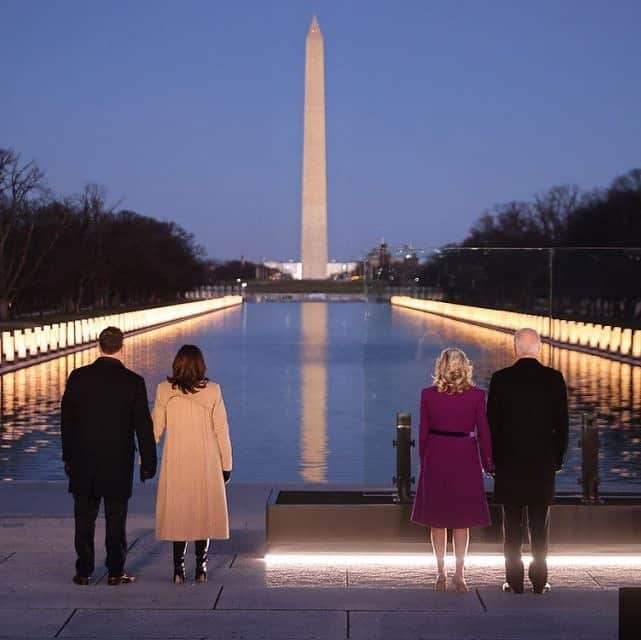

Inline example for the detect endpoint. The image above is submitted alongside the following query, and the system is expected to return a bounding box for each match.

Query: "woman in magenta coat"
[411,347,494,592]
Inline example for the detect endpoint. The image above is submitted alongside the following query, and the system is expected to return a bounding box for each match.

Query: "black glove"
[140,467,156,483]
[64,462,72,478]
[223,470,231,484]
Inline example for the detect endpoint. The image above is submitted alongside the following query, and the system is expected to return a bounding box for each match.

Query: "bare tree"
[532,185,582,244]
[0,148,65,320]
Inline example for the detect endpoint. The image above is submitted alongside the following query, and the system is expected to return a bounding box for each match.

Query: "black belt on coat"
[429,428,476,438]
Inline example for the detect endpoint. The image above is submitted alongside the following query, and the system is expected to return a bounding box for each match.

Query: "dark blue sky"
[2,1,640,261]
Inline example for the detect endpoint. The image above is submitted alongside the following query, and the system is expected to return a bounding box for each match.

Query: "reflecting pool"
[1,302,640,490]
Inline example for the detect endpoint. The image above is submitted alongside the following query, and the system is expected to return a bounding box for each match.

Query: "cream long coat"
[152,380,232,541]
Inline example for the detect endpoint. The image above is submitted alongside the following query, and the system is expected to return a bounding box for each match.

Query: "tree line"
[415,168,641,325]
[0,148,207,321]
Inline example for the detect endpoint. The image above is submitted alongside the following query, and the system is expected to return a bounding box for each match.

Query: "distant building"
[263,260,359,281]
[364,242,419,281]
[263,261,302,280]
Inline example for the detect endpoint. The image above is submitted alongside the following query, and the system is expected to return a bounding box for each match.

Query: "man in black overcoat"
[487,328,569,594]
[61,326,157,585]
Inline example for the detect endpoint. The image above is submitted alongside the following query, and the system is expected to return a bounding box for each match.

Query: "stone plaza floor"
[0,482,635,639]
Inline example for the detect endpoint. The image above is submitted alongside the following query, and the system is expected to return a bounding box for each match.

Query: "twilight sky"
[2,0,640,261]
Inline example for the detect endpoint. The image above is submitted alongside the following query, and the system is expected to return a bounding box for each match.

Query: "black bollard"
[392,412,414,503]
[578,412,601,504]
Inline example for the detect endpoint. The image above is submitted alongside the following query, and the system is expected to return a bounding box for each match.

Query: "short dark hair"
[99,326,124,354]
[168,344,208,394]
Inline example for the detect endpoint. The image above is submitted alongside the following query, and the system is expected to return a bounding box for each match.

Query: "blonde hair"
[432,347,474,394]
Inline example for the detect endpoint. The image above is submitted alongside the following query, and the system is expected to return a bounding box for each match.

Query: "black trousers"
[502,504,550,589]
[73,494,128,578]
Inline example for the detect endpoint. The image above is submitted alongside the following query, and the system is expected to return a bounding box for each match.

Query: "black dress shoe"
[107,574,136,586]
[533,582,551,594]
[502,582,524,594]
[72,575,90,586]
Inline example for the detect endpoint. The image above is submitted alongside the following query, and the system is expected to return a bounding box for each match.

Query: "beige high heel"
[435,574,447,591]
[452,575,469,593]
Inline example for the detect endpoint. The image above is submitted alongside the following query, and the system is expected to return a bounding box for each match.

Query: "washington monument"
[301,16,328,279]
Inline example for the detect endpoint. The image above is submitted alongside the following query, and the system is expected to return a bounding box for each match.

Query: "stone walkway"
[0,482,635,639]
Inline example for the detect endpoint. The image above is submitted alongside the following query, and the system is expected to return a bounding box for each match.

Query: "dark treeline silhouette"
[1,148,206,321]
[462,170,641,248]
[206,260,279,283]
[415,169,641,326]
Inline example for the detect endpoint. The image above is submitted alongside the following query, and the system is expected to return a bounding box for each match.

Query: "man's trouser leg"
[503,504,525,589]
[104,497,128,577]
[74,494,100,577]
[527,505,550,589]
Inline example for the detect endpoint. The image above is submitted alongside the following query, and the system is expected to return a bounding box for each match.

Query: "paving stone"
[231,555,275,570]
[0,580,222,610]
[0,608,73,638]
[590,567,641,587]
[125,550,232,574]
[478,586,616,611]
[60,609,346,639]
[346,565,507,589]
[0,519,148,553]
[349,609,616,640]
[1,551,80,569]
[130,529,264,554]
[345,565,602,590]
[228,566,346,587]
[0,550,112,586]
[217,586,481,612]
[197,565,346,588]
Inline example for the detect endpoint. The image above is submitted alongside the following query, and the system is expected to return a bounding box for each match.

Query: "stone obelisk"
[301,15,328,280]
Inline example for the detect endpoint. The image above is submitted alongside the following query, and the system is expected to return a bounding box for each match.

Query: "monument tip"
[309,15,321,33]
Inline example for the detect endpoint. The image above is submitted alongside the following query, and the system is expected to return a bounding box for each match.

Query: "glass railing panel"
[364,246,640,495]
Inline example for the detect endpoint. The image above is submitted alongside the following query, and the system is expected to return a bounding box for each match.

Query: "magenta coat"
[411,386,494,529]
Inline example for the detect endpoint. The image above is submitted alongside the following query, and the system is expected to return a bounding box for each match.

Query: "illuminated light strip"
[264,553,641,568]
[0,295,243,369]
[390,295,641,361]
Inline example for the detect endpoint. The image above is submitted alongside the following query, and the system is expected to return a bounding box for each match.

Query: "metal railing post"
[579,412,601,504]
[393,412,414,503]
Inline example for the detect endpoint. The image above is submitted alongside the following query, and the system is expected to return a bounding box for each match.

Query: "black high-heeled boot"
[195,539,209,583]
[173,541,187,584]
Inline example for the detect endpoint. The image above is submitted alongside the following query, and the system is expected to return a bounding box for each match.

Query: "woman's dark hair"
[167,345,208,394]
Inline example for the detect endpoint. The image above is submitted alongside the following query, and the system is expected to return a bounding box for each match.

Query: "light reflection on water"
[1,302,639,490]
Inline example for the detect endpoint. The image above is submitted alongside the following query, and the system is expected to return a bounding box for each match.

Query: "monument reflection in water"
[300,303,328,482]
[0,302,640,489]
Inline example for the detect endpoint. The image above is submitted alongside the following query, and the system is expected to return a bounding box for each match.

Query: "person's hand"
[140,467,156,483]
[64,462,72,478]
[223,470,231,484]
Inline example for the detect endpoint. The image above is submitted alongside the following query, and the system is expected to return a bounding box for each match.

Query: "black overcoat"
[61,357,157,498]
[487,357,569,505]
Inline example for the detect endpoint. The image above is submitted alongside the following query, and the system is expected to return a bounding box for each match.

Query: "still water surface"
[1,302,640,490]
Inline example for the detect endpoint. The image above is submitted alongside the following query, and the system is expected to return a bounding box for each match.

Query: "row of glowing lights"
[264,553,641,568]
[391,296,641,358]
[1,296,242,362]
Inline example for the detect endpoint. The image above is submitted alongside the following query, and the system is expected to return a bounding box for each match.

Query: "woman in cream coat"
[152,344,233,583]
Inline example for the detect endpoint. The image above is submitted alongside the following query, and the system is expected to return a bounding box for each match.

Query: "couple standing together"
[61,327,232,585]
[411,328,569,594]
